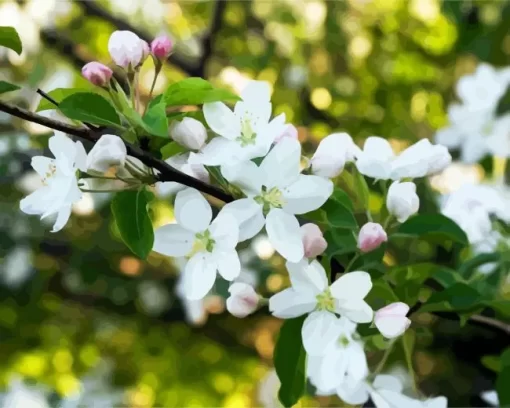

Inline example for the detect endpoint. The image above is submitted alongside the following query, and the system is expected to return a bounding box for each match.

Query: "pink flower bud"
[226,283,259,318]
[151,35,173,60]
[275,124,298,144]
[357,222,387,253]
[374,302,411,339]
[81,62,113,87]
[301,223,327,258]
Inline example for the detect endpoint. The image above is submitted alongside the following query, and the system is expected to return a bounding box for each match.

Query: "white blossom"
[310,132,361,178]
[387,181,419,223]
[108,30,147,69]
[86,134,127,174]
[169,118,207,150]
[226,282,259,318]
[480,390,498,407]
[374,302,411,339]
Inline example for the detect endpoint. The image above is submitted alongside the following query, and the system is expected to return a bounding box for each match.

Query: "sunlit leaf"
[0,26,22,55]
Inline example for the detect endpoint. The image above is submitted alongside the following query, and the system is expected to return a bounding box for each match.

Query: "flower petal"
[175,188,212,232]
[374,316,411,339]
[31,156,53,179]
[220,161,263,196]
[282,175,333,214]
[373,374,404,392]
[20,186,54,215]
[286,259,328,294]
[302,311,342,356]
[307,347,347,392]
[215,249,241,281]
[183,253,217,300]
[74,141,88,172]
[209,211,239,249]
[191,137,240,166]
[49,132,77,163]
[265,209,304,262]
[153,224,195,256]
[330,271,373,301]
[260,137,301,189]
[336,300,374,324]
[203,102,240,140]
[220,199,265,241]
[269,288,316,318]
[336,378,370,406]
[51,205,72,232]
[345,342,369,382]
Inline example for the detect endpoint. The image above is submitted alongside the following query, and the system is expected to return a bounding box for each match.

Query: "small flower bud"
[169,118,207,150]
[386,181,419,223]
[86,134,127,174]
[275,124,298,144]
[428,144,452,174]
[301,223,327,258]
[108,30,146,69]
[81,62,113,87]
[357,222,387,253]
[374,302,411,339]
[310,133,360,178]
[151,35,173,60]
[226,283,260,318]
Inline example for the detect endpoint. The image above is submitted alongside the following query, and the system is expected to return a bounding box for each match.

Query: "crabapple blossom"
[386,181,419,223]
[81,62,112,87]
[220,138,333,261]
[226,282,260,318]
[301,223,327,258]
[151,35,173,60]
[86,134,127,174]
[374,302,411,339]
[152,188,240,300]
[192,80,288,165]
[20,132,87,232]
[274,124,298,144]
[269,259,373,355]
[169,117,207,150]
[108,30,147,69]
[357,222,387,253]
[310,132,361,178]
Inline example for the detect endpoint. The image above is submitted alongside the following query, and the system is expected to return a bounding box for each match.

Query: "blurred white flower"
[2,247,33,288]
[258,369,282,408]
[0,378,49,408]
[137,281,171,316]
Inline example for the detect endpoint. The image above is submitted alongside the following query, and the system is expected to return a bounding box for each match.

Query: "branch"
[0,100,233,203]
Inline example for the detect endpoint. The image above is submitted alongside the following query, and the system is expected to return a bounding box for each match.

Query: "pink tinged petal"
[183,253,217,300]
[374,315,411,339]
[203,102,240,140]
[373,374,404,392]
[209,211,239,249]
[265,209,304,262]
[192,137,240,166]
[302,311,342,356]
[269,288,316,318]
[153,224,194,256]
[220,199,264,242]
[174,188,212,232]
[286,259,328,294]
[282,175,333,215]
[220,161,263,196]
[336,377,370,405]
[215,250,241,281]
[260,137,301,189]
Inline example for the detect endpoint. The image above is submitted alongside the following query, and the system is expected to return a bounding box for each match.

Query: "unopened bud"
[301,223,327,258]
[226,283,260,318]
[86,134,127,173]
[151,35,173,60]
[357,222,387,253]
[374,302,411,339]
[169,118,207,150]
[81,62,113,87]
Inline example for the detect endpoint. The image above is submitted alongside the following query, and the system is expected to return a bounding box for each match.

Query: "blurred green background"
[0,0,509,406]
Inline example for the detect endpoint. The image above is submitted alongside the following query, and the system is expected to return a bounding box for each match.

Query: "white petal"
[481,391,498,407]
[220,199,265,241]
[51,205,72,232]
[31,156,53,179]
[240,80,271,107]
[49,133,77,164]
[302,311,342,356]
[336,378,370,405]
[282,175,333,214]
[191,137,240,166]
[374,390,421,408]
[74,141,88,172]
[423,396,448,408]
[374,316,411,339]
[215,250,241,281]
[435,126,462,148]
[155,181,184,197]
[255,112,287,149]
[269,288,316,318]
[330,271,373,301]
[260,137,301,188]
[286,259,328,294]
[175,188,212,232]
[203,102,240,140]
[373,374,404,392]
[220,161,263,196]
[460,135,489,164]
[337,300,374,324]
[153,224,194,256]
[363,137,394,160]
[20,186,54,215]
[346,342,369,382]
[356,157,392,180]
[307,347,347,391]
[265,209,304,262]
[183,253,218,300]
[209,211,239,249]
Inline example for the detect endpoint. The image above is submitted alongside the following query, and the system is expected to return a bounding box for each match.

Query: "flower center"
[254,186,285,214]
[338,335,350,347]
[42,162,57,185]
[482,119,495,136]
[316,288,335,312]
[237,118,257,146]
[189,229,215,256]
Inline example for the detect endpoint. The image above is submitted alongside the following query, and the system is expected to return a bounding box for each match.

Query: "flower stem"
[143,64,161,116]
[373,340,395,376]
[402,335,418,392]
[344,253,360,273]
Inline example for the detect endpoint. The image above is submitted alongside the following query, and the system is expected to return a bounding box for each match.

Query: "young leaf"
[0,26,22,55]
[0,80,20,95]
[419,283,483,313]
[394,214,468,246]
[164,77,240,107]
[111,188,154,259]
[142,100,168,138]
[36,88,91,112]
[322,189,358,230]
[160,142,187,160]
[497,348,510,406]
[274,316,307,408]
[59,92,122,128]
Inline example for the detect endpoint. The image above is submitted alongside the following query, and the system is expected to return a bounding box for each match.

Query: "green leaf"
[167,110,205,123]
[36,88,104,112]
[497,348,510,406]
[160,142,188,160]
[111,188,154,259]
[458,252,500,280]
[0,81,20,95]
[420,283,483,313]
[0,26,22,55]
[402,330,416,382]
[481,355,501,373]
[59,92,121,128]
[142,100,168,138]
[164,77,241,107]
[394,214,468,246]
[274,316,307,407]
[322,188,357,229]
[365,279,399,311]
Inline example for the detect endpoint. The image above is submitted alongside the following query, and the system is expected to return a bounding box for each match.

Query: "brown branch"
[0,100,233,203]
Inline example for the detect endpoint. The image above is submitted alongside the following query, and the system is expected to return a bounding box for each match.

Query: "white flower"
[20,132,87,232]
[374,302,411,339]
[307,317,368,393]
[274,124,298,144]
[387,181,419,223]
[356,137,451,180]
[456,63,507,109]
[226,282,260,318]
[193,80,287,165]
[169,117,207,150]
[152,188,240,300]
[310,133,361,178]
[86,134,127,174]
[0,379,49,408]
[155,152,209,197]
[269,259,373,355]
[220,138,333,262]
[137,281,170,316]
[480,390,498,407]
[258,370,282,408]
[2,247,33,288]
[108,30,147,69]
